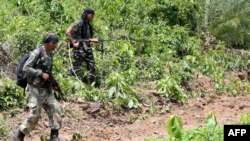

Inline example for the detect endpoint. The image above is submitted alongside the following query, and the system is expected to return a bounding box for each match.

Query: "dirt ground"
[3,93,250,141]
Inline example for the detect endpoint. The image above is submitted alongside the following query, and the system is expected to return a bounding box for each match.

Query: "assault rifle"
[41,65,66,101]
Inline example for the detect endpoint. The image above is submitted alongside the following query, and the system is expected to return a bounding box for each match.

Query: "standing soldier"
[13,33,62,141]
[66,8,100,86]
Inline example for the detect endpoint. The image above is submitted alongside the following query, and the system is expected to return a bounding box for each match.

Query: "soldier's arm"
[50,75,58,86]
[66,26,76,43]
[66,20,82,43]
[23,49,43,78]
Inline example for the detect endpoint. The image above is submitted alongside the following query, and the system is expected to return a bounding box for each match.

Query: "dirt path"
[5,94,250,141]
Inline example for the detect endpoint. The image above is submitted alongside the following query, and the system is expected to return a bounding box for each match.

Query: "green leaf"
[40,135,49,141]
[108,87,116,98]
[205,112,217,128]
[128,100,134,108]
[72,132,82,140]
[240,113,250,125]
[166,115,183,139]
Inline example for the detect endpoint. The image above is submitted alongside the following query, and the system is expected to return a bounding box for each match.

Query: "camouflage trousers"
[19,84,62,134]
[71,45,96,84]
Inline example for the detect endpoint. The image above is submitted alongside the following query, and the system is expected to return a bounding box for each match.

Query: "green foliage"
[146,112,225,141]
[224,77,250,96]
[166,115,183,140]
[0,76,25,109]
[0,114,9,140]
[80,88,106,102]
[194,41,250,95]
[136,56,165,81]
[240,113,250,125]
[55,72,106,102]
[0,0,73,54]
[201,0,250,48]
[156,59,196,103]
[182,125,223,141]
[205,112,217,128]
[156,76,186,103]
[149,0,200,31]
[105,72,140,109]
[158,26,201,58]
[40,134,49,141]
[72,132,83,141]
[3,16,43,54]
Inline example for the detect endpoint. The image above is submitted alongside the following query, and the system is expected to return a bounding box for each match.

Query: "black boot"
[50,129,60,141]
[13,130,25,141]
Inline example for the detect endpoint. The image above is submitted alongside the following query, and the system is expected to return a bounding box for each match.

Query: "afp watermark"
[224,125,250,141]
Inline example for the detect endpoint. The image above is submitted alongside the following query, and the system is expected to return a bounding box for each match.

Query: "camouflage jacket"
[70,19,92,41]
[23,46,54,87]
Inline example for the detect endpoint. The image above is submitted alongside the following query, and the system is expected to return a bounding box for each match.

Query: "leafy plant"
[200,0,250,48]
[146,112,225,141]
[0,114,9,140]
[205,112,218,128]
[105,72,140,109]
[72,132,82,141]
[0,76,24,109]
[40,135,49,141]
[156,76,186,103]
[240,113,250,125]
[149,0,200,31]
[136,56,165,81]
[166,115,183,140]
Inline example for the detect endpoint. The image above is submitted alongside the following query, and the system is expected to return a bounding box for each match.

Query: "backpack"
[16,47,43,88]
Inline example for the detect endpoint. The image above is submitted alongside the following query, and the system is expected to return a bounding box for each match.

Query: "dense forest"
[0,0,250,140]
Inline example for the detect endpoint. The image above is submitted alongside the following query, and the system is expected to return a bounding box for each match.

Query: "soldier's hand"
[89,38,100,43]
[53,86,60,91]
[72,40,80,48]
[42,73,49,81]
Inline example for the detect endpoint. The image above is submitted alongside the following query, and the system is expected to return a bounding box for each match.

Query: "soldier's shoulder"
[74,19,83,27]
[31,47,43,56]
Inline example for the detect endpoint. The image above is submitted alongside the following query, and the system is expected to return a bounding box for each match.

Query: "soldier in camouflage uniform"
[66,8,100,86]
[13,33,62,141]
